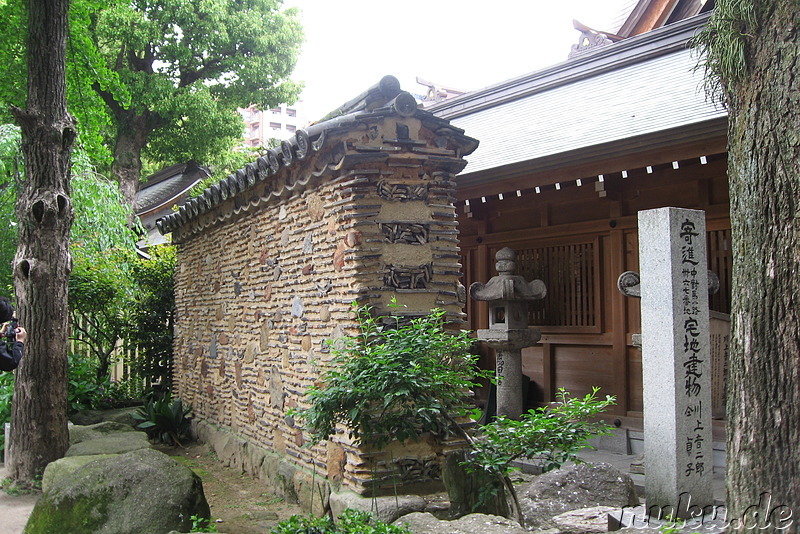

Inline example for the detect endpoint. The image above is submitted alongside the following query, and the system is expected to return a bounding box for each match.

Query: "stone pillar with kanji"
[637,207,714,519]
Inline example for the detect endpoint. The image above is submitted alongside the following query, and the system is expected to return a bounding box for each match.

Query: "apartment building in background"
[239,103,309,147]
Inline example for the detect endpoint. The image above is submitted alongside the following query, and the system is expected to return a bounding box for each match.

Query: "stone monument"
[633,207,714,519]
[470,247,546,419]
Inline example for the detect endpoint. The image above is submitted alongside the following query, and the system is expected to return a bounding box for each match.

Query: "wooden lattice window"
[512,240,600,329]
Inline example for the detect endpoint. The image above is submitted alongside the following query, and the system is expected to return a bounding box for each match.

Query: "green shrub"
[466,387,616,477]
[132,394,192,446]
[0,372,13,460]
[270,509,411,534]
[298,300,489,449]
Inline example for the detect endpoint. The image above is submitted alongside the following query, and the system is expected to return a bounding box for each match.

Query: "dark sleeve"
[11,341,23,366]
[0,341,23,371]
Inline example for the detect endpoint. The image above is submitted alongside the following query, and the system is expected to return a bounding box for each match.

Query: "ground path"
[0,441,304,534]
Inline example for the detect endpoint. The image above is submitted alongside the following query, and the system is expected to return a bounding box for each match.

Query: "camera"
[1,318,17,342]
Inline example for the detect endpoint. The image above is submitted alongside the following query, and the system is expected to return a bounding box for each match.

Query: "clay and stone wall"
[159,93,478,507]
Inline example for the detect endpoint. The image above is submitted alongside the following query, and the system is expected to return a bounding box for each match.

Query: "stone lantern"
[470,247,546,419]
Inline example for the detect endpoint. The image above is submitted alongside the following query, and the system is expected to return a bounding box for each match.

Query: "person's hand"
[15,327,27,343]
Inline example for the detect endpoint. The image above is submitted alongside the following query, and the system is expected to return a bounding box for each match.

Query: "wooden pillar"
[610,229,629,414]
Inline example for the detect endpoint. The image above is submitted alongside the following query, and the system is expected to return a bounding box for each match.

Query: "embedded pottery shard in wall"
[246,342,258,365]
[344,231,362,247]
[333,242,346,271]
[306,193,325,222]
[303,234,314,254]
[210,337,218,359]
[292,297,304,318]
[269,366,285,410]
[235,361,243,389]
[316,280,332,297]
[260,321,272,351]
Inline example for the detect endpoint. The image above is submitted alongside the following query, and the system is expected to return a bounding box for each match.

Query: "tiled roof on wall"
[156,83,476,237]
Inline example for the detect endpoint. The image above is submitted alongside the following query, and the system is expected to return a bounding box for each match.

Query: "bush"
[298,300,489,449]
[466,387,616,477]
[271,509,411,534]
[132,394,192,446]
[67,353,130,413]
[0,372,13,460]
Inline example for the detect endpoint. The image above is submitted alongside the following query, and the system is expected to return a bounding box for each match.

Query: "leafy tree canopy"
[0,0,304,203]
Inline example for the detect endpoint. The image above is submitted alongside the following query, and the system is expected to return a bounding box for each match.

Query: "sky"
[285,0,635,122]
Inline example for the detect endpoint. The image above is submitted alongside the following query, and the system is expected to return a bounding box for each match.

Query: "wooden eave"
[455,116,727,202]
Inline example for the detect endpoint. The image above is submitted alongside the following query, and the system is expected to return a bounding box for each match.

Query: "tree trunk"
[725,2,800,532]
[9,0,75,484]
[111,110,150,214]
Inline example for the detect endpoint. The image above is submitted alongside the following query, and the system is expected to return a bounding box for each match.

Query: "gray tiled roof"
[431,13,726,181]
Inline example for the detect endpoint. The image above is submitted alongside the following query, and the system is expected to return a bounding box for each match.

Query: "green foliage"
[692,0,757,103]
[133,394,192,446]
[67,353,129,413]
[466,387,616,478]
[298,301,488,449]
[0,372,13,460]
[95,0,304,177]
[127,245,177,389]
[69,243,136,379]
[270,509,412,534]
[0,0,127,164]
[71,161,139,253]
[0,124,21,296]
[189,514,218,533]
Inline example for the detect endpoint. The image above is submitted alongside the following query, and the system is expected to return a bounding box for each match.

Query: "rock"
[25,448,210,534]
[330,490,426,525]
[442,449,508,518]
[518,462,638,531]
[69,406,141,427]
[41,454,117,492]
[550,505,617,533]
[65,431,151,456]
[396,512,526,534]
[69,421,134,444]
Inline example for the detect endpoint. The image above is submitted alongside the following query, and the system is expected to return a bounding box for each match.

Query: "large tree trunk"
[111,111,150,213]
[9,0,75,484]
[725,2,800,531]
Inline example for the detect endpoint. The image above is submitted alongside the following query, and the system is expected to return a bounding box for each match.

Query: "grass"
[1,476,41,496]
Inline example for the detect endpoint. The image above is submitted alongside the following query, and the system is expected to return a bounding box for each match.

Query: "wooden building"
[430,7,729,429]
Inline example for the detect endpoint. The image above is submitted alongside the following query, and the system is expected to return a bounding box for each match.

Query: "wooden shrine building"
[430,6,729,435]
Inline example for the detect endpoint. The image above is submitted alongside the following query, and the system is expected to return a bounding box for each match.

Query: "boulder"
[41,454,117,492]
[65,431,151,456]
[518,462,638,531]
[70,421,133,444]
[550,505,618,533]
[330,490,426,525]
[395,512,527,534]
[69,407,141,427]
[25,448,210,534]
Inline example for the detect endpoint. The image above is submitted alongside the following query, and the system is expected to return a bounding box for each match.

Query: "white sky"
[285,0,635,121]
